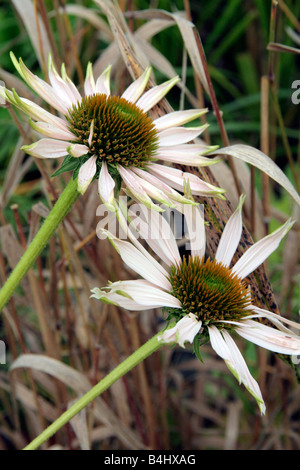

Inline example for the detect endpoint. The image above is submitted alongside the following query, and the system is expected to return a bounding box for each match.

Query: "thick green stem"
[0,177,80,312]
[24,332,163,450]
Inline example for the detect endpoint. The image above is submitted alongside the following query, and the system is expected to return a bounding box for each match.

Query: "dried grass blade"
[10,354,146,449]
[210,144,300,206]
[0,140,32,208]
[11,0,52,67]
[67,399,90,450]
[49,4,113,41]
[123,7,209,93]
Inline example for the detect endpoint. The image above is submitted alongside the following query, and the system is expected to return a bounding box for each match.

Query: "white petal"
[128,205,181,267]
[183,204,206,259]
[158,314,201,348]
[208,326,266,414]
[88,119,94,147]
[21,138,69,158]
[154,109,208,131]
[118,165,163,212]
[158,125,209,147]
[6,89,69,131]
[157,143,213,154]
[67,143,89,158]
[11,53,69,114]
[156,148,219,167]
[232,218,295,279]
[48,54,80,107]
[103,279,181,309]
[95,65,112,96]
[0,85,6,103]
[61,63,82,102]
[126,169,175,207]
[91,287,155,311]
[248,305,300,332]
[114,202,177,283]
[215,194,246,267]
[103,231,172,291]
[98,161,115,209]
[132,167,196,206]
[121,67,151,103]
[29,119,75,141]
[149,163,226,198]
[136,76,180,113]
[77,155,97,194]
[235,319,300,355]
[84,62,96,96]
[222,330,266,414]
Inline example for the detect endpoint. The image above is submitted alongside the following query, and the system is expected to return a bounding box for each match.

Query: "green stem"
[0,177,80,312]
[24,332,163,450]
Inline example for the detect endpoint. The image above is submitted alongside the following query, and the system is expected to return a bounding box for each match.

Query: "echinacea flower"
[91,197,300,413]
[0,53,225,211]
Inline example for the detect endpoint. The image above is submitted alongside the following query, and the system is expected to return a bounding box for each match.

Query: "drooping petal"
[208,326,266,414]
[158,314,202,348]
[114,201,178,280]
[232,218,295,279]
[153,109,208,131]
[136,76,180,113]
[149,163,226,198]
[118,165,164,212]
[21,138,69,158]
[103,230,172,291]
[215,194,246,267]
[95,65,112,96]
[128,205,181,268]
[246,305,300,332]
[121,67,151,103]
[125,169,175,208]
[235,319,300,355]
[157,124,209,147]
[77,155,97,194]
[132,167,197,206]
[183,203,206,259]
[98,161,116,210]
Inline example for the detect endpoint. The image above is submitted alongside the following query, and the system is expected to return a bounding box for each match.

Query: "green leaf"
[193,336,204,362]
[52,155,80,178]
[193,333,209,363]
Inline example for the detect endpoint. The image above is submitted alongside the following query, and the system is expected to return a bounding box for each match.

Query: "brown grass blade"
[10,354,146,449]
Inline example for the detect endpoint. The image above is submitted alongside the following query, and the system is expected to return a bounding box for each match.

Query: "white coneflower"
[91,197,300,413]
[0,53,225,211]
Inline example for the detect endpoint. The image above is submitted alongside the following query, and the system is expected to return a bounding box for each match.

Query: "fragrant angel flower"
[0,53,225,211]
[91,197,300,413]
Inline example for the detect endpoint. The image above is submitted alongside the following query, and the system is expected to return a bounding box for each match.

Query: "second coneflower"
[91,197,300,413]
[0,53,225,211]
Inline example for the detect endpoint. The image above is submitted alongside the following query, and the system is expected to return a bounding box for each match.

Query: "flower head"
[1,53,225,211]
[91,197,300,413]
